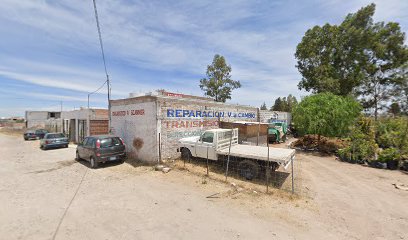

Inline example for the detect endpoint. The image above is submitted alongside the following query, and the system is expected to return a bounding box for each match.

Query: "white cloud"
[0,0,407,117]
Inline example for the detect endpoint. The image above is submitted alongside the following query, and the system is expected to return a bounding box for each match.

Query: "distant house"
[25,111,61,131]
[25,109,109,143]
[62,108,109,143]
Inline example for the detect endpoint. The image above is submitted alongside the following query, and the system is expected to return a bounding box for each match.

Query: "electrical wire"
[89,80,107,95]
[92,0,109,79]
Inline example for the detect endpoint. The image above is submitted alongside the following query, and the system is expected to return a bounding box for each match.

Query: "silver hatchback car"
[40,133,69,150]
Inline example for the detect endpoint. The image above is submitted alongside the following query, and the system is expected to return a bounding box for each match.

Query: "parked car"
[23,130,37,140]
[35,129,48,139]
[76,135,126,169]
[40,133,69,150]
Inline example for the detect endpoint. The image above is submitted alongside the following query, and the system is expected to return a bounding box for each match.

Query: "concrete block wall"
[111,98,158,162]
[158,97,258,161]
[111,95,261,163]
[259,110,292,124]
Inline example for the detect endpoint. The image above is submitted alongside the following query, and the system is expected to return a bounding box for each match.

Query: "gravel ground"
[0,132,407,240]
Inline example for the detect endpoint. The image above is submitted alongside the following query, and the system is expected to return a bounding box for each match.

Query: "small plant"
[378,148,400,162]
[338,117,378,163]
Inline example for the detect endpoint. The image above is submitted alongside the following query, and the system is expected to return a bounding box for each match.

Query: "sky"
[0,0,407,117]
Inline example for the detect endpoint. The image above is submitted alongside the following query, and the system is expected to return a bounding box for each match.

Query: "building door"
[78,120,87,143]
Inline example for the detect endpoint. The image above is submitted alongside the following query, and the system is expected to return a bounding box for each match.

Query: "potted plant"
[378,148,400,170]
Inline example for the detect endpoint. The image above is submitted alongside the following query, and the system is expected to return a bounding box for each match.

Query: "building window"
[48,112,61,119]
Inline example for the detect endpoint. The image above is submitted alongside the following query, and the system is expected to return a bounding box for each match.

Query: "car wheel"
[42,145,47,150]
[90,157,98,169]
[65,144,69,148]
[75,151,81,161]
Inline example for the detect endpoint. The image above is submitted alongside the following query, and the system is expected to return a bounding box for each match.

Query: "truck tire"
[238,160,260,180]
[181,148,192,161]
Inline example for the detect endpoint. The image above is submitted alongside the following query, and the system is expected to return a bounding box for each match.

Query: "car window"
[82,138,89,146]
[47,133,65,139]
[87,138,95,148]
[100,137,122,148]
[201,132,214,143]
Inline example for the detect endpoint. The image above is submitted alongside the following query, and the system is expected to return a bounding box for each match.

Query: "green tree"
[271,95,298,112]
[272,97,284,111]
[199,54,241,102]
[389,102,401,117]
[286,94,298,112]
[295,4,408,120]
[260,102,267,110]
[391,63,408,114]
[292,93,362,139]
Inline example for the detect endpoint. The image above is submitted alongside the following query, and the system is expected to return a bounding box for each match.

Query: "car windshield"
[47,133,65,139]
[26,131,35,134]
[100,137,122,148]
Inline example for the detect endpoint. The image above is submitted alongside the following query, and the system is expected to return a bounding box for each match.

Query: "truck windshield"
[201,132,214,143]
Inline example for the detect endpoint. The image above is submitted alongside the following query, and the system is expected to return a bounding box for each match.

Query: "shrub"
[378,148,401,162]
[337,117,378,163]
[376,117,408,154]
[292,93,362,138]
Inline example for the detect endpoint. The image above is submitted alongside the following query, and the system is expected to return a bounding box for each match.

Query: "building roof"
[111,91,255,110]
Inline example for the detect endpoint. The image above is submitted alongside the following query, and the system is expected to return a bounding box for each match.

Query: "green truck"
[267,121,288,144]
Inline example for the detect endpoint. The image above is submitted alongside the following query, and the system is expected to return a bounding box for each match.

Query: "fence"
[174,134,303,195]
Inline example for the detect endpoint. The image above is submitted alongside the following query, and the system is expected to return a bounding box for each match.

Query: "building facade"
[259,110,292,124]
[62,108,109,143]
[110,91,258,163]
[25,111,62,131]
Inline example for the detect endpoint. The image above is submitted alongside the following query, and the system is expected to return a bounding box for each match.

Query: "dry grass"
[0,127,25,137]
[170,159,301,201]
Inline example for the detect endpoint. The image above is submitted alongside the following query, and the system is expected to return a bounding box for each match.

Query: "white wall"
[25,111,61,130]
[259,110,291,124]
[158,97,258,160]
[111,100,158,162]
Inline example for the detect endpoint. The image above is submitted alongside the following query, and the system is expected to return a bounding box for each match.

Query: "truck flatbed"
[217,145,295,168]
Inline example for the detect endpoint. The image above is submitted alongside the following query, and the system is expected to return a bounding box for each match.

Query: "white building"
[259,110,292,124]
[25,111,62,131]
[110,91,258,163]
[61,108,108,143]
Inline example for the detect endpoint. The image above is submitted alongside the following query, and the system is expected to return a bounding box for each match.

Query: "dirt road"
[0,132,407,240]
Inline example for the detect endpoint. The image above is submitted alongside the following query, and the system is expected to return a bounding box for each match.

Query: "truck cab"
[178,129,238,161]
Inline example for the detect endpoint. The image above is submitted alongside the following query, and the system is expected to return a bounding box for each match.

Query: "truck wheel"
[238,160,260,180]
[181,148,192,161]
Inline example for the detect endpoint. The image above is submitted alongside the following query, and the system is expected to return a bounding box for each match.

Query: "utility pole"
[107,74,111,133]
[60,101,63,133]
[93,0,111,133]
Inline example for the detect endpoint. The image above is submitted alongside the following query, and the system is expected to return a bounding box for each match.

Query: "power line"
[92,0,112,132]
[88,80,107,109]
[89,80,107,95]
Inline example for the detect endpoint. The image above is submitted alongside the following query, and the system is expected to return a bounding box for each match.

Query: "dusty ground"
[0,131,407,240]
